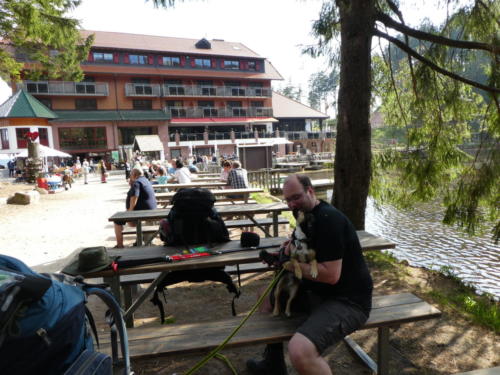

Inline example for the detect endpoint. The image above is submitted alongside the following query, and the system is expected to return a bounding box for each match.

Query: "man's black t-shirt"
[301,201,373,314]
[125,176,157,210]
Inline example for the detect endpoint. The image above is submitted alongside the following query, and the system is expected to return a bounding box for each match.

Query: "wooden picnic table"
[152,181,227,191]
[155,187,263,207]
[190,177,222,182]
[108,202,290,245]
[71,231,395,326]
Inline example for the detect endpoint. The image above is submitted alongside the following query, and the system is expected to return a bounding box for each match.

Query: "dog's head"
[291,212,314,252]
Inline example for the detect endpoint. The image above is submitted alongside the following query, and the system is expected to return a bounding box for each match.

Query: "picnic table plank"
[98,293,439,359]
[152,181,226,190]
[156,188,263,200]
[108,202,290,222]
[77,231,394,278]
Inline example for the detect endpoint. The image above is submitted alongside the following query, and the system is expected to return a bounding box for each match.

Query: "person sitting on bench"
[113,168,157,248]
[246,174,373,375]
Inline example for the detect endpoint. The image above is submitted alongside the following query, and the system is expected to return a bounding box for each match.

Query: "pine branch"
[375,11,499,54]
[374,29,500,94]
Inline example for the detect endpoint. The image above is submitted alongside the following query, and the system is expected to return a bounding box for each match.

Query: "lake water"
[321,190,500,299]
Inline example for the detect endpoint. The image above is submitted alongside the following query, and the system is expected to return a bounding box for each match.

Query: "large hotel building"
[1,31,331,161]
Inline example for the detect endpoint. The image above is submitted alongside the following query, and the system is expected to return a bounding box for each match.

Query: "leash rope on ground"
[184,268,286,375]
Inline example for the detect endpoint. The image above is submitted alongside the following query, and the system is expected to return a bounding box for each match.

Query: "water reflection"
[321,191,500,299]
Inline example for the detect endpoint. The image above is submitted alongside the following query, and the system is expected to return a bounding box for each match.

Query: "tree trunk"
[332,0,374,229]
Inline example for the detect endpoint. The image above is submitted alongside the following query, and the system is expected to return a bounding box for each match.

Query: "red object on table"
[169,253,211,261]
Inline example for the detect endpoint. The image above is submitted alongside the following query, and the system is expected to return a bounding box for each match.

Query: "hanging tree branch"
[374,29,500,95]
[375,11,499,54]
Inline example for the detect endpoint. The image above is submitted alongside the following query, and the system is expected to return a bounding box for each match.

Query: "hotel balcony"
[125,83,162,97]
[20,81,109,96]
[162,84,272,98]
[167,106,273,118]
[169,131,281,142]
[168,130,335,142]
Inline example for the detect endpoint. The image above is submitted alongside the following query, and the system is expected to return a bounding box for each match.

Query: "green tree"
[309,0,499,241]
[0,0,93,82]
[308,69,339,115]
[277,79,303,101]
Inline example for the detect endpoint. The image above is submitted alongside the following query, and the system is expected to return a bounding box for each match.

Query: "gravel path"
[0,172,130,271]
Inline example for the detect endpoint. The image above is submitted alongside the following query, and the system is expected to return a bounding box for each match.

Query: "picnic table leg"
[136,221,143,246]
[123,271,170,325]
[123,285,134,328]
[378,326,390,375]
[273,212,279,237]
[243,213,272,237]
[343,335,377,373]
[104,275,122,307]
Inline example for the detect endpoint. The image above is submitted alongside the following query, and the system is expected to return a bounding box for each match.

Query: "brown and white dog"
[273,211,318,317]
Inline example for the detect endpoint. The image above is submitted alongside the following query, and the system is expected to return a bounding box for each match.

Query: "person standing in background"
[82,158,90,184]
[100,160,107,183]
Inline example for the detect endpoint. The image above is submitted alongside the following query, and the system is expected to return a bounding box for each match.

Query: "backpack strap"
[0,272,51,344]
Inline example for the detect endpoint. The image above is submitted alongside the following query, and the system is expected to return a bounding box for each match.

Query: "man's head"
[176,160,184,169]
[130,167,143,181]
[232,161,241,169]
[282,174,317,213]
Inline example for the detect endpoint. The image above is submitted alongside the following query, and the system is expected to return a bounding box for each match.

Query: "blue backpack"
[0,255,131,375]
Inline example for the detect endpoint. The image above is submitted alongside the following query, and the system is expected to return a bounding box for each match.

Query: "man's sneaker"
[246,343,288,375]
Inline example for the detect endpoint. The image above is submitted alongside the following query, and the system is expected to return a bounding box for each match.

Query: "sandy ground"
[0,172,129,268]
[0,176,498,374]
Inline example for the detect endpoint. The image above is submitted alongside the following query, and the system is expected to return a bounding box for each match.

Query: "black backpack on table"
[154,188,239,323]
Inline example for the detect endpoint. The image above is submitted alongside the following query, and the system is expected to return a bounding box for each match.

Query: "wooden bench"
[122,217,289,237]
[100,293,441,375]
[455,368,500,375]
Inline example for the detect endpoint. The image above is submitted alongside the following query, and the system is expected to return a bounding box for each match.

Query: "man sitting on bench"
[246,174,373,375]
[113,168,157,248]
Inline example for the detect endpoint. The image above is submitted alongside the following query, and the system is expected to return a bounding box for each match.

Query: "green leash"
[184,268,285,375]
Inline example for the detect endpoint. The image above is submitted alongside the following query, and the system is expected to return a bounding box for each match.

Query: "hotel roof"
[271,92,329,119]
[81,30,263,59]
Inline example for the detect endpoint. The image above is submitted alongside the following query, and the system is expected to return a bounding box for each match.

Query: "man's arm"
[128,196,138,211]
[284,259,342,285]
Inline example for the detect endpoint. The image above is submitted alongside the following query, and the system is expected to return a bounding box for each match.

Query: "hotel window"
[198,100,217,117]
[133,100,152,110]
[0,129,9,149]
[225,81,244,96]
[131,78,152,95]
[38,98,52,109]
[76,77,96,94]
[26,82,48,94]
[194,58,211,68]
[247,61,257,71]
[224,60,239,70]
[249,82,264,96]
[166,100,186,118]
[162,56,181,66]
[16,128,30,149]
[59,127,107,149]
[75,98,97,110]
[227,101,246,116]
[93,52,113,62]
[38,128,49,146]
[165,79,185,95]
[198,80,215,96]
[129,55,148,65]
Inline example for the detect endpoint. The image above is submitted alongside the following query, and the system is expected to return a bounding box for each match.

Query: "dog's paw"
[310,267,318,279]
[272,307,280,317]
[285,310,292,318]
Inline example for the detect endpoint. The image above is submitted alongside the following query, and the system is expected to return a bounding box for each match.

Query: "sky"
[0,0,446,110]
